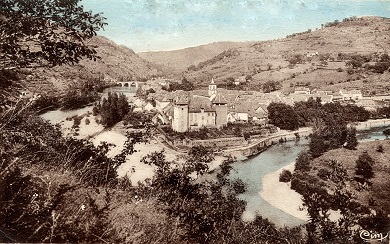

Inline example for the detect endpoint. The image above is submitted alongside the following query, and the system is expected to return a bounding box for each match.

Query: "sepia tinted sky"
[82,0,390,52]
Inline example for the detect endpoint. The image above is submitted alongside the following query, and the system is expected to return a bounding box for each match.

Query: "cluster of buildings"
[287,87,363,105]
[288,87,387,112]
[129,79,387,132]
[141,79,276,132]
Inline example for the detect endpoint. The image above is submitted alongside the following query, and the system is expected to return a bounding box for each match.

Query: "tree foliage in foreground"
[141,149,302,243]
[0,100,147,242]
[0,100,305,243]
[292,160,371,243]
[0,0,107,69]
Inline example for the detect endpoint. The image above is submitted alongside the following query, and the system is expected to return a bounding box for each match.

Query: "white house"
[133,98,146,108]
[227,112,237,123]
[235,112,249,121]
[155,99,171,111]
[294,87,310,95]
[356,98,377,111]
[339,89,363,101]
[144,102,155,111]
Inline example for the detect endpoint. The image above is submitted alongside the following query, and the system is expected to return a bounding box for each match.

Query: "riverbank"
[258,125,390,226]
[354,118,390,130]
[225,118,390,158]
[224,127,312,157]
[259,162,309,222]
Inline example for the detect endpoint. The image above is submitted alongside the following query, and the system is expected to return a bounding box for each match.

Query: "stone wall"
[172,136,246,148]
[239,129,312,157]
[353,119,390,130]
[191,137,245,148]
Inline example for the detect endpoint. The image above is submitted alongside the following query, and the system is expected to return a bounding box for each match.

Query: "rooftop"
[189,95,215,112]
[212,93,228,104]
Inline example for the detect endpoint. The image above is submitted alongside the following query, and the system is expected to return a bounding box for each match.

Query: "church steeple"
[208,78,217,97]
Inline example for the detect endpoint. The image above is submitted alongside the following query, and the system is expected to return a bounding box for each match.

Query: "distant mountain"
[80,36,171,80]
[181,16,390,94]
[138,41,252,72]
[24,36,171,94]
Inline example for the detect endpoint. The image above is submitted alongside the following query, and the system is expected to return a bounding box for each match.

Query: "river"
[231,125,390,227]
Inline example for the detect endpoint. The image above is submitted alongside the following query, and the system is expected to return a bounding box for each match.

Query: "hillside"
[287,137,390,242]
[22,36,172,94]
[138,41,251,72]
[304,139,390,212]
[181,16,390,93]
[18,16,390,96]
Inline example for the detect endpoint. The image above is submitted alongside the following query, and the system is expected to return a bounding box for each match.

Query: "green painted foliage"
[0,0,106,69]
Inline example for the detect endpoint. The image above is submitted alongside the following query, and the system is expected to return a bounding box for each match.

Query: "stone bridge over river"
[116,81,145,89]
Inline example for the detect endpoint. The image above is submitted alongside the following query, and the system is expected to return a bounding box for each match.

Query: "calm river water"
[231,125,390,227]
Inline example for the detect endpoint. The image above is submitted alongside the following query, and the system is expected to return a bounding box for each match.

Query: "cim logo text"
[360,230,389,242]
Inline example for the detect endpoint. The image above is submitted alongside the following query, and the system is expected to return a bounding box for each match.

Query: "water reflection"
[357,125,390,142]
[231,139,309,227]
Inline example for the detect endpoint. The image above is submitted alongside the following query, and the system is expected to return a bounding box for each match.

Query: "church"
[172,79,228,132]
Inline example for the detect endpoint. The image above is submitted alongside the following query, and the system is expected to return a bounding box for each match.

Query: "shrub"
[355,152,375,181]
[376,144,384,153]
[92,106,99,116]
[279,169,292,182]
[295,151,312,172]
[0,168,115,243]
[344,127,358,150]
[61,88,100,111]
[72,116,82,128]
[317,168,330,180]
[290,175,306,193]
[85,118,90,125]
[95,92,129,127]
[383,128,390,137]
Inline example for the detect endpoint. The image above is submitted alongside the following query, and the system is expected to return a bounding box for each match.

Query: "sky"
[81,0,390,52]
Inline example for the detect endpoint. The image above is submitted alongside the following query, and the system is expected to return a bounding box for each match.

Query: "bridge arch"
[116,81,141,88]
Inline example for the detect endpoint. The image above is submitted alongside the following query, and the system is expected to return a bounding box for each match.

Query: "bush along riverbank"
[287,127,390,243]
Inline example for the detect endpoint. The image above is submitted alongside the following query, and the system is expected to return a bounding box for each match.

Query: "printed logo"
[360,230,389,242]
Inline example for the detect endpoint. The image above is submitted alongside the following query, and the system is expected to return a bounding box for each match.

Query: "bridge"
[116,81,144,89]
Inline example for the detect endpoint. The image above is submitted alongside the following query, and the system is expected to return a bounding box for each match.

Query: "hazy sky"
[82,0,390,52]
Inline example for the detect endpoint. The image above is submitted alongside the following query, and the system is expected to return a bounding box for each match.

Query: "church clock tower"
[208,78,217,97]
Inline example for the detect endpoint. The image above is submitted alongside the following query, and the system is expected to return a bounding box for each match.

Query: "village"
[92,76,383,155]
[127,78,386,126]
